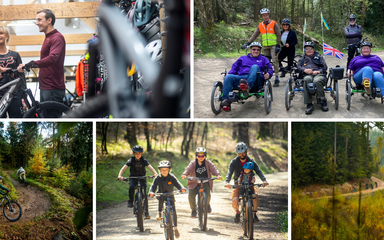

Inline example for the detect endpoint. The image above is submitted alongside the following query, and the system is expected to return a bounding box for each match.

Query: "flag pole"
[303,18,306,55]
[321,12,324,55]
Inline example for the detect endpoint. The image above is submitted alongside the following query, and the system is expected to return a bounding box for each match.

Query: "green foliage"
[50,165,74,190]
[0,169,17,201]
[29,137,48,178]
[275,208,288,234]
[68,170,93,200]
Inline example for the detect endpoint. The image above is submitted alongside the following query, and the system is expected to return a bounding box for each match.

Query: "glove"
[275,45,280,53]
[241,42,250,50]
[25,61,35,69]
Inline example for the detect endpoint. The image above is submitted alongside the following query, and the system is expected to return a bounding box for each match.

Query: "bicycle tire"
[264,81,272,114]
[211,82,223,115]
[202,191,208,231]
[334,80,339,110]
[65,94,110,118]
[198,193,203,230]
[23,101,70,118]
[136,192,144,232]
[242,199,247,236]
[346,80,352,110]
[165,208,174,240]
[247,199,254,240]
[3,200,22,221]
[285,79,293,110]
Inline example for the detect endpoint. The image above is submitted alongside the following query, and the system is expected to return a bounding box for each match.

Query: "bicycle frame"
[0,194,10,206]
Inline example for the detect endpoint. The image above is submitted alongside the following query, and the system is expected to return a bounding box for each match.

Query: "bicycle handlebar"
[119,176,155,181]
[154,191,182,197]
[186,177,218,181]
[229,183,264,189]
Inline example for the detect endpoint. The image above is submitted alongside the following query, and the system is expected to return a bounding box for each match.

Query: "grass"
[275,207,288,235]
[0,169,18,201]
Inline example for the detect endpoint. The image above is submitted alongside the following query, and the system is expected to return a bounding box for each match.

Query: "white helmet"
[145,39,162,63]
[260,8,270,14]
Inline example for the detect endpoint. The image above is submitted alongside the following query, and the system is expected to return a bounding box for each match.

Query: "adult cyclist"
[16,167,26,182]
[344,14,362,73]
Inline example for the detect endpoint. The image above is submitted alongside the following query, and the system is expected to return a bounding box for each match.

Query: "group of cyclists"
[221,8,384,114]
[117,143,269,238]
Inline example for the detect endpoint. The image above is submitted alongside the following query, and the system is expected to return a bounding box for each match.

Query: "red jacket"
[182,159,220,191]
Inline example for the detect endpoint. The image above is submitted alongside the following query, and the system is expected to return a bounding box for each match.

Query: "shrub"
[68,170,92,200]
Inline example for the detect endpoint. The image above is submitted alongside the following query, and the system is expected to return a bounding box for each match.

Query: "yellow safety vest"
[258,20,277,47]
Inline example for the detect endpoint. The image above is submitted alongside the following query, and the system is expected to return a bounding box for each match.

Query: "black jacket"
[226,156,266,183]
[280,29,298,49]
[150,173,184,193]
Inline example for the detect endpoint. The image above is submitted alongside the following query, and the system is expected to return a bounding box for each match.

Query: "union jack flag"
[323,43,344,59]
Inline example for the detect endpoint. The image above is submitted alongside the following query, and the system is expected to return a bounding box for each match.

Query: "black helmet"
[349,14,356,19]
[132,145,144,153]
[158,160,171,169]
[282,18,291,25]
[360,41,372,48]
[236,142,247,154]
[249,42,262,49]
[304,41,315,49]
[195,147,207,157]
[133,0,158,27]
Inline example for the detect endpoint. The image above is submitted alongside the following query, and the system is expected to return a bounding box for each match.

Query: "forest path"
[194,51,384,118]
[96,172,288,240]
[0,171,51,226]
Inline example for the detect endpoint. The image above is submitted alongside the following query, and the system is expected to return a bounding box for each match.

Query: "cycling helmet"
[349,14,356,19]
[304,41,315,49]
[282,18,291,25]
[360,41,372,48]
[134,0,158,27]
[158,160,171,169]
[243,162,254,170]
[145,39,162,63]
[132,145,144,152]
[249,42,262,49]
[236,142,247,154]
[195,147,207,157]
[260,8,270,14]
[0,176,2,180]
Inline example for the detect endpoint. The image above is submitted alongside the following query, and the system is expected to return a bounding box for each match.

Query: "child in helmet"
[238,162,259,223]
[0,176,9,195]
[118,145,158,219]
[149,160,186,239]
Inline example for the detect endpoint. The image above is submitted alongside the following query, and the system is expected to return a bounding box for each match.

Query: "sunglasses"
[282,24,289,26]
[349,18,356,21]
[197,155,205,158]
[305,47,314,50]
[251,48,261,52]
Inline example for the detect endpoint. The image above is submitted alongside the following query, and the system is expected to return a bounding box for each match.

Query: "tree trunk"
[232,122,237,140]
[201,122,208,146]
[258,122,270,139]
[101,122,109,155]
[124,123,138,149]
[165,122,174,152]
[181,122,191,156]
[196,0,208,29]
[115,123,119,142]
[144,122,152,152]
[237,123,249,147]
[221,0,230,23]
[254,0,260,22]
[360,0,368,27]
[185,122,196,157]
[291,0,294,23]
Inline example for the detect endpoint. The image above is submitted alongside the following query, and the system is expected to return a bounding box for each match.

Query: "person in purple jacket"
[221,42,273,110]
[181,147,222,218]
[22,9,66,117]
[347,41,384,99]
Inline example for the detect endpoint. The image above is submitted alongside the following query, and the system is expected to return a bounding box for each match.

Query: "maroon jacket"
[34,29,66,90]
[182,159,220,191]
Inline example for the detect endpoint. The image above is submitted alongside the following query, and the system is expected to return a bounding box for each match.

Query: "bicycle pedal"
[222,106,231,111]
[160,223,165,228]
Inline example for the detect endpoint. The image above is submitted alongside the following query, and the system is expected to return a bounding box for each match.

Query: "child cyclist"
[238,162,259,222]
[149,160,186,239]
[0,176,9,195]
[118,145,158,219]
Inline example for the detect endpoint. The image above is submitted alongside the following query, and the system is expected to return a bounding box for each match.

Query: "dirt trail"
[96,172,288,240]
[0,172,51,226]
[194,51,384,118]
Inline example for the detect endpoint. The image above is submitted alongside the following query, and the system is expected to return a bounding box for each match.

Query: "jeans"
[129,178,148,212]
[222,65,264,100]
[353,66,384,94]
[40,89,66,118]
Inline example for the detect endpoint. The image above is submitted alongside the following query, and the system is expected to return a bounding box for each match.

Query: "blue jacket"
[225,156,266,183]
[280,29,298,49]
[228,54,273,77]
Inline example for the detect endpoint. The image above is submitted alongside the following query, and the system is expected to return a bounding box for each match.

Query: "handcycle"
[228,183,263,240]
[154,191,182,240]
[263,53,303,78]
[345,75,383,110]
[121,176,154,232]
[186,177,218,231]
[0,66,70,118]
[211,65,273,115]
[0,189,22,221]
[284,65,344,111]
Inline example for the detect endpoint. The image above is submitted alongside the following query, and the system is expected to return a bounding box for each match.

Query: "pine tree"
[29,136,48,178]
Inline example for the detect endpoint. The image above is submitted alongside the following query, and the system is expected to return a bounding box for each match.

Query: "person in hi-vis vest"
[241,8,281,87]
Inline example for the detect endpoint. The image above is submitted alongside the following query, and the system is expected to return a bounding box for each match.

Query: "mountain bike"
[229,183,263,240]
[0,190,22,221]
[187,177,218,231]
[0,67,70,118]
[18,177,27,187]
[122,176,154,232]
[66,0,189,118]
[154,191,181,240]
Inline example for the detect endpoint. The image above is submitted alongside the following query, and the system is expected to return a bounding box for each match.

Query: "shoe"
[280,72,286,78]
[208,205,212,213]
[174,228,180,239]
[145,212,150,219]
[128,201,133,208]
[305,104,314,115]
[321,101,329,112]
[234,212,240,223]
[253,212,259,223]
[239,79,249,98]
[191,210,197,218]
[363,77,371,95]
[221,99,231,111]
[156,212,162,220]
[273,77,280,87]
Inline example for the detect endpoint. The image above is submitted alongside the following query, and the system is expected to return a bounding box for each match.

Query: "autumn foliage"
[28,140,48,178]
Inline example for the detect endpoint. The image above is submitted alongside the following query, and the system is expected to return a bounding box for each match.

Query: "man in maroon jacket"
[23,9,66,116]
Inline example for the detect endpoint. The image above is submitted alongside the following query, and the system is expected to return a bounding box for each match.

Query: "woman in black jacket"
[278,18,298,77]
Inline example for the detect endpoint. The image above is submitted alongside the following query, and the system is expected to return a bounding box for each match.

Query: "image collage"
[0,0,384,240]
